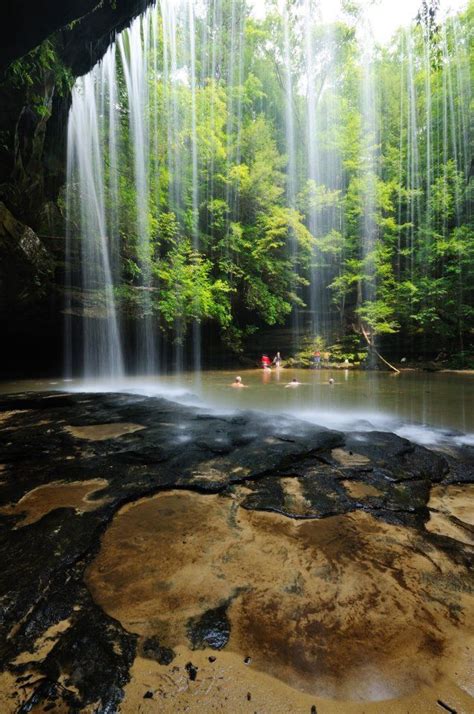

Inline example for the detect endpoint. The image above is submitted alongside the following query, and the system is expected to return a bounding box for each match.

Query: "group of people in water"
[230,351,336,389]
[260,352,282,369]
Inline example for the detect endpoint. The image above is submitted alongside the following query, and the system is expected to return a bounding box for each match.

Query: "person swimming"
[285,377,300,388]
[231,376,247,388]
[328,377,335,385]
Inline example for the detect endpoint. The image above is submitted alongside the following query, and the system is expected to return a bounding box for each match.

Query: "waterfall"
[303,1,342,341]
[360,21,378,306]
[118,13,156,374]
[280,0,300,351]
[187,0,201,378]
[66,63,124,380]
[64,0,471,379]
[66,1,200,379]
[304,0,320,336]
[405,28,421,285]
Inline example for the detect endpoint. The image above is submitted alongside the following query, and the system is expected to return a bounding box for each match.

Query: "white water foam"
[59,377,474,450]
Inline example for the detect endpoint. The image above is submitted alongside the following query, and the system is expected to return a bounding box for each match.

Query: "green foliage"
[154,239,232,333]
[329,334,368,364]
[69,0,473,360]
[290,333,368,366]
[5,39,73,115]
[357,301,400,335]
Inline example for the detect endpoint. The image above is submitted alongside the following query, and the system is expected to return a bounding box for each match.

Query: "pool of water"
[1,368,473,447]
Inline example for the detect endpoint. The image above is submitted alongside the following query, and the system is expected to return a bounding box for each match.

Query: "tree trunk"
[360,323,400,374]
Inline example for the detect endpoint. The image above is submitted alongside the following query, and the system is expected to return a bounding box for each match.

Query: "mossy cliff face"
[0,1,154,369]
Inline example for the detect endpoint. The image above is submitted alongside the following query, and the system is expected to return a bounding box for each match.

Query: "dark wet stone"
[187,604,231,651]
[0,390,471,711]
[141,636,175,665]
[241,478,286,514]
[208,655,216,663]
[342,432,449,482]
[241,471,353,519]
[244,656,252,664]
[438,446,474,484]
[39,603,137,711]
[16,679,59,714]
[143,690,153,699]
[185,661,198,681]
[240,464,433,527]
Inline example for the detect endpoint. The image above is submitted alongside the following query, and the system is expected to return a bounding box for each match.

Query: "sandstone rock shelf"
[0,391,472,712]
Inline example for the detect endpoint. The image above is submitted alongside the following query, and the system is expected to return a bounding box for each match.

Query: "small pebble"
[244,656,252,664]
[247,692,251,701]
[311,706,317,714]
[143,691,153,699]
[185,661,198,681]
[208,655,216,663]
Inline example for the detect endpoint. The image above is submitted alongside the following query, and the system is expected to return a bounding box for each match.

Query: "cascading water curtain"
[65,0,472,379]
[66,1,204,378]
[66,63,125,380]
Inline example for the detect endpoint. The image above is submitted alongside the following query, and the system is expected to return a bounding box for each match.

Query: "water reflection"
[0,369,472,445]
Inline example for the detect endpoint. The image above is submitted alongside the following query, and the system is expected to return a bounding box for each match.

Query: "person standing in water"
[313,351,321,368]
[261,354,272,369]
[272,351,282,368]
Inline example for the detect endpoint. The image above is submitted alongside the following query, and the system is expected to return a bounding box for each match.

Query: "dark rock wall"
[0,1,100,72]
[0,1,154,376]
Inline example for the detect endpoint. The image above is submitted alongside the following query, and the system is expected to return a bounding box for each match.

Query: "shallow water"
[0,369,473,446]
[86,490,473,702]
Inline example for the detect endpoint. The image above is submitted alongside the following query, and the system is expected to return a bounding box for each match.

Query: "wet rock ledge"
[0,391,472,713]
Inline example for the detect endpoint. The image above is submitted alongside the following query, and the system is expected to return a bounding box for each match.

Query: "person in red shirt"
[261,354,272,369]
